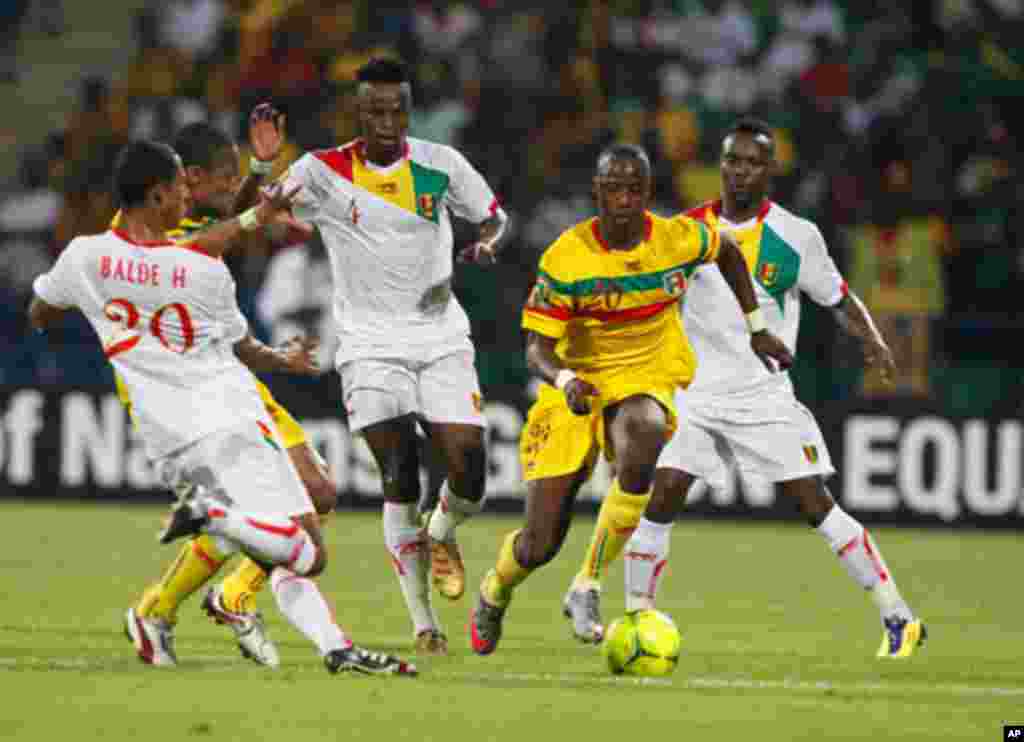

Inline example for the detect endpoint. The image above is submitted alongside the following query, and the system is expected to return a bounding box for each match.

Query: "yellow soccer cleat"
[877,617,927,658]
[428,536,466,600]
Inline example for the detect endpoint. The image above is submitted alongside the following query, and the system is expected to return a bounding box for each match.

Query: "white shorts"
[156,420,314,518]
[658,390,834,486]
[339,350,485,432]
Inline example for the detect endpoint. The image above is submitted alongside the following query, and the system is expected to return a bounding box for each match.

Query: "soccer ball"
[602,610,681,677]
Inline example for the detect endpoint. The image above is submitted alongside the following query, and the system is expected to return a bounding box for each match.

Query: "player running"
[278,58,507,654]
[30,140,415,676]
[575,118,925,658]
[469,143,794,655]
[112,110,334,668]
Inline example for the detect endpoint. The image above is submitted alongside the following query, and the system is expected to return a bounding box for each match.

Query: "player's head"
[592,144,652,230]
[172,122,240,218]
[113,140,189,230]
[355,57,412,162]
[720,117,776,211]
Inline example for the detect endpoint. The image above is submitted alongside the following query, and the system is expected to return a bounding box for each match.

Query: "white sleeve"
[444,146,499,223]
[219,270,250,344]
[278,154,324,223]
[797,222,846,307]
[32,240,81,308]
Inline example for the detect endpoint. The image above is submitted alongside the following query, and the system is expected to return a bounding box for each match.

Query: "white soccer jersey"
[682,200,846,399]
[33,229,267,459]
[279,137,500,367]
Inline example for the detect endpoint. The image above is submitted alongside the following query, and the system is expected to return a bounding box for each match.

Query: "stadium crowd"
[1,0,1021,411]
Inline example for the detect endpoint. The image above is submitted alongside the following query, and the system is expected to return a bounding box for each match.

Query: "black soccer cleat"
[324,646,418,677]
[157,498,205,545]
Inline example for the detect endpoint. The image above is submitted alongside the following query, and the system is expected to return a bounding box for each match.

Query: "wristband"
[554,369,577,391]
[239,207,262,231]
[745,307,766,334]
[249,156,275,176]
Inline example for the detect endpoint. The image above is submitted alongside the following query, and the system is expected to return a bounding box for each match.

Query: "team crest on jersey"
[759,262,778,286]
[418,194,436,221]
[803,445,819,464]
[663,269,688,296]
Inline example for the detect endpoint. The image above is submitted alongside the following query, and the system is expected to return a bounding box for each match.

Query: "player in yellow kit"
[469,144,794,654]
[119,108,336,668]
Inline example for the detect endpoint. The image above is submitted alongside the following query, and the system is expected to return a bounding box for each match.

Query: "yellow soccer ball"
[602,610,681,677]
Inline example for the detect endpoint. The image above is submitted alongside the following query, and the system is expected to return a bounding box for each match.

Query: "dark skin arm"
[832,290,896,385]
[456,213,508,265]
[232,103,287,215]
[186,183,302,258]
[233,334,320,375]
[715,232,794,372]
[28,297,71,332]
[525,331,599,415]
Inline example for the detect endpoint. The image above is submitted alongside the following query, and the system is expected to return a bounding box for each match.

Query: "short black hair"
[356,57,410,85]
[173,122,234,170]
[113,140,180,209]
[725,117,775,151]
[595,143,651,178]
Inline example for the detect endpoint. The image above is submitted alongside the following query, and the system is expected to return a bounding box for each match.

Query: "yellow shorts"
[519,377,678,482]
[257,380,307,449]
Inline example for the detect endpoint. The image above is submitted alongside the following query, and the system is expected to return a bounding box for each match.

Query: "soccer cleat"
[201,587,280,668]
[157,491,206,545]
[562,587,605,644]
[470,586,507,656]
[124,607,177,667]
[428,536,466,601]
[414,629,449,656]
[877,617,928,658]
[324,646,418,677]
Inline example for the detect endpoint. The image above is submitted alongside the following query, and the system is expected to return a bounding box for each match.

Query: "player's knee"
[380,446,420,503]
[448,439,487,501]
[621,410,669,452]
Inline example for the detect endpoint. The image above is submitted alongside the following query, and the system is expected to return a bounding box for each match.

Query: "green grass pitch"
[0,501,1020,741]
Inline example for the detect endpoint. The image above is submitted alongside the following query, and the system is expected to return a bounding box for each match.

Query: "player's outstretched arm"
[525,331,598,415]
[457,211,508,265]
[188,183,303,258]
[234,333,320,375]
[27,296,71,332]
[714,232,794,372]
[831,291,896,386]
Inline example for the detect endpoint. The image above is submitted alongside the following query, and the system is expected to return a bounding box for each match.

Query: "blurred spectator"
[1,1,31,84]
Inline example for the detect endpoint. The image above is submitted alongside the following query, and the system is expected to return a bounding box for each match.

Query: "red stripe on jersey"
[576,298,676,323]
[840,280,849,297]
[112,228,176,247]
[684,202,715,221]
[524,305,572,321]
[590,214,653,252]
[488,197,500,216]
[314,144,357,182]
[176,242,219,260]
[246,517,299,538]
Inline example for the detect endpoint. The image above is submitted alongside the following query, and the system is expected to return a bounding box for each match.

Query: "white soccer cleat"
[202,587,280,668]
[124,607,177,667]
[562,587,605,644]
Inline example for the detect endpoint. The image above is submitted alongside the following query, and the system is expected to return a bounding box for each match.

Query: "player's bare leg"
[471,467,588,655]
[363,416,446,654]
[425,422,487,601]
[563,396,669,642]
[781,476,926,657]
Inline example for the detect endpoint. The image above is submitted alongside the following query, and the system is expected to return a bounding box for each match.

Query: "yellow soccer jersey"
[522,212,719,389]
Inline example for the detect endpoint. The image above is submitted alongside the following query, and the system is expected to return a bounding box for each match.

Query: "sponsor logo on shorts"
[803,444,818,463]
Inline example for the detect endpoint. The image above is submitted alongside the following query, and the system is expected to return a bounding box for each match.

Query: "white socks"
[269,568,351,656]
[817,506,913,621]
[383,501,439,635]
[427,481,482,543]
[624,518,672,613]
[203,506,318,575]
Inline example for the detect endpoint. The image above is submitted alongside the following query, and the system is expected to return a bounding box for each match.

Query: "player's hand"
[750,330,794,373]
[249,103,286,165]
[255,183,303,229]
[457,242,498,265]
[864,339,896,386]
[278,336,320,376]
[564,378,599,415]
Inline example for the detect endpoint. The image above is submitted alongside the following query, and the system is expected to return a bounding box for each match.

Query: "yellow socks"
[136,535,226,623]
[219,558,269,614]
[575,479,651,590]
[483,529,532,606]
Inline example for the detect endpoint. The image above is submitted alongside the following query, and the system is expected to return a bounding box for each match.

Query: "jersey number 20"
[103,298,195,358]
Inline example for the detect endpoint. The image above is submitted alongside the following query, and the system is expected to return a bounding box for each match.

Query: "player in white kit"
[279,59,507,653]
[607,119,925,658]
[29,139,416,676]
